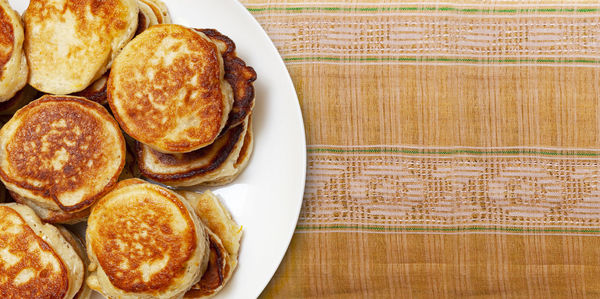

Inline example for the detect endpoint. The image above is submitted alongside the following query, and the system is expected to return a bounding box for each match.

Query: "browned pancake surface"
[0,96,125,211]
[0,206,68,298]
[109,25,228,153]
[90,180,198,292]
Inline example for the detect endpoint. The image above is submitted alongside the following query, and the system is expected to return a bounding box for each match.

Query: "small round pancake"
[179,190,242,298]
[86,179,210,298]
[0,1,28,102]
[108,24,234,153]
[137,117,249,187]
[0,95,126,213]
[197,29,256,132]
[24,0,139,94]
[0,203,84,299]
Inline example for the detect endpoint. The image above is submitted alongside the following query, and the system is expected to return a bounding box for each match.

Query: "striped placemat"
[242,0,600,297]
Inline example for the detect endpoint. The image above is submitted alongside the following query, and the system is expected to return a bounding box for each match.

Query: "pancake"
[108,24,234,153]
[56,226,92,299]
[139,0,171,24]
[179,190,242,298]
[196,29,256,132]
[86,179,210,298]
[137,116,250,187]
[0,95,126,215]
[24,0,139,94]
[0,203,84,299]
[0,1,28,102]
[0,85,40,116]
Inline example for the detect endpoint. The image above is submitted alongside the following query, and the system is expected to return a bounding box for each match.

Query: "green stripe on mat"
[307,148,600,156]
[248,7,600,13]
[296,225,600,233]
[283,57,600,64]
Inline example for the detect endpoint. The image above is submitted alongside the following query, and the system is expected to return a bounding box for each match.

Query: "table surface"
[242,1,600,298]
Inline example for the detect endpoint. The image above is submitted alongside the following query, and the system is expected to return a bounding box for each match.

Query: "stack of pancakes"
[86,179,242,299]
[108,24,257,188]
[0,0,253,298]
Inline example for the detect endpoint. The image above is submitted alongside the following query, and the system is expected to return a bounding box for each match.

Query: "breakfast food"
[0,1,253,296]
[0,1,28,102]
[86,179,210,298]
[137,117,252,187]
[0,95,125,223]
[0,203,86,298]
[108,24,234,153]
[134,28,256,187]
[179,190,242,298]
[24,0,139,94]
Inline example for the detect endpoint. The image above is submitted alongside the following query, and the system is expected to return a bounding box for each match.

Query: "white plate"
[8,0,307,298]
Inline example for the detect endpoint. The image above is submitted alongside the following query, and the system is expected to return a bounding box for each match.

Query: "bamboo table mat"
[241,0,600,297]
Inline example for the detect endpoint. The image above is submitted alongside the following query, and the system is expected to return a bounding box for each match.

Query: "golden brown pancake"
[0,203,85,299]
[0,85,40,116]
[86,179,210,298]
[108,24,234,153]
[137,116,250,187]
[0,0,28,102]
[197,29,256,132]
[24,0,139,94]
[179,190,242,298]
[0,95,125,215]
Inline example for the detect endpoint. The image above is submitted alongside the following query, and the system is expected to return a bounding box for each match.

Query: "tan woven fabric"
[240,0,600,297]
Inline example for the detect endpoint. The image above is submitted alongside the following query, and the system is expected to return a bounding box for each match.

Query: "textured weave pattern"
[241,0,600,298]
